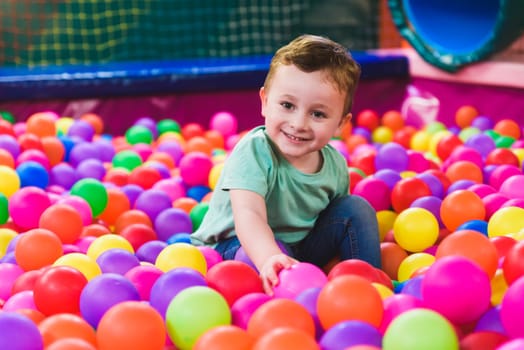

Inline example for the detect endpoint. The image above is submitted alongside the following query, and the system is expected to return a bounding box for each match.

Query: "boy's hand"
[259,253,299,295]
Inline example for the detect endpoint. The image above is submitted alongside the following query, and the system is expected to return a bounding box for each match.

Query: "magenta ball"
[231,292,272,329]
[273,262,328,299]
[152,178,186,201]
[179,152,213,187]
[500,276,524,338]
[352,177,391,211]
[8,186,51,230]
[0,263,25,300]
[2,290,36,311]
[379,293,425,334]
[489,164,522,190]
[124,264,163,301]
[500,174,524,199]
[210,111,238,138]
[421,255,491,325]
[198,246,223,270]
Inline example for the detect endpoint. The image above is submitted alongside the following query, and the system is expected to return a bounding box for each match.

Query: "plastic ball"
[38,313,97,348]
[166,285,231,350]
[393,207,439,252]
[86,234,134,261]
[33,265,88,316]
[440,189,485,231]
[124,264,163,301]
[397,252,435,282]
[96,301,166,350]
[248,298,316,339]
[70,178,108,217]
[133,188,173,222]
[193,325,255,350]
[210,111,238,138]
[231,292,272,330]
[119,223,157,251]
[375,142,409,172]
[488,206,524,238]
[356,109,380,131]
[252,327,319,350]
[317,275,383,329]
[273,262,327,300]
[154,207,193,242]
[206,260,263,306]
[327,259,381,283]
[9,186,51,230]
[96,248,140,275]
[14,228,63,271]
[38,203,83,244]
[352,177,391,211]
[179,151,213,187]
[500,276,524,338]
[135,240,167,264]
[319,320,382,349]
[0,311,44,349]
[155,242,207,274]
[421,255,491,325]
[125,125,154,145]
[197,246,223,270]
[382,308,459,350]
[502,240,524,285]
[53,252,101,281]
[0,263,24,300]
[67,120,95,141]
[390,177,432,213]
[380,242,408,280]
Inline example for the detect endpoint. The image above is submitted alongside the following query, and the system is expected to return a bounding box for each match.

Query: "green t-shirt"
[190,126,349,246]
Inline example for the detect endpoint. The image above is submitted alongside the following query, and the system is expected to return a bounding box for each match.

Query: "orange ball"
[98,188,131,227]
[252,327,319,350]
[381,110,405,131]
[0,148,15,168]
[182,122,205,140]
[39,204,84,244]
[440,190,486,232]
[455,105,478,129]
[317,275,383,329]
[380,242,409,280]
[15,228,64,271]
[38,313,97,347]
[436,229,499,279]
[185,136,213,155]
[493,119,520,139]
[103,167,130,187]
[193,325,255,350]
[81,223,110,237]
[26,112,57,138]
[14,308,46,325]
[96,301,166,350]
[46,338,97,350]
[80,113,104,135]
[345,134,369,153]
[247,299,316,339]
[113,209,153,234]
[444,160,483,184]
[147,151,175,169]
[41,136,65,166]
[204,129,225,150]
[128,165,162,189]
[173,197,199,214]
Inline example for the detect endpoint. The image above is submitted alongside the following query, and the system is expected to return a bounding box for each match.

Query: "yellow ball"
[372,126,394,144]
[0,165,20,198]
[372,282,394,299]
[86,234,134,260]
[54,252,102,281]
[377,210,397,242]
[490,268,508,306]
[208,163,225,190]
[397,252,435,282]
[0,228,17,258]
[55,117,75,135]
[428,130,451,157]
[488,206,524,237]
[393,208,439,252]
[410,131,431,152]
[155,242,207,275]
[512,148,524,167]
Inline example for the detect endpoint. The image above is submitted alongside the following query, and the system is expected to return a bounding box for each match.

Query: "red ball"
[128,166,162,189]
[356,109,380,131]
[206,260,264,306]
[390,177,432,213]
[33,266,88,316]
[485,148,520,167]
[328,259,381,283]
[436,134,463,161]
[118,223,157,251]
[502,240,524,285]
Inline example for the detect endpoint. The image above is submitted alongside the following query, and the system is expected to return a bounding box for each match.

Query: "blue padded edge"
[0,52,408,102]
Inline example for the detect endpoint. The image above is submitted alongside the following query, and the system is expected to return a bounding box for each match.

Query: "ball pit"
[1,107,524,349]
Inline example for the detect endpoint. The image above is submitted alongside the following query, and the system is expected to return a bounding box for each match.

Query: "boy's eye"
[281,102,293,110]
[312,111,326,119]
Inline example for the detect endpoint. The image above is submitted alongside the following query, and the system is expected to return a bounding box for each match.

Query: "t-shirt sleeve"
[218,131,275,198]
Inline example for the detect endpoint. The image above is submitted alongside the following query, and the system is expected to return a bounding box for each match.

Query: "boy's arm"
[230,188,297,294]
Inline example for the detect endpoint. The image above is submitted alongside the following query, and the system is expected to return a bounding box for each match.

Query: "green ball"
[157,119,181,135]
[166,286,231,350]
[0,193,8,224]
[125,125,154,145]
[495,135,515,148]
[70,178,108,217]
[383,308,459,350]
[112,150,143,171]
[0,111,15,124]
[425,121,446,135]
[189,202,209,231]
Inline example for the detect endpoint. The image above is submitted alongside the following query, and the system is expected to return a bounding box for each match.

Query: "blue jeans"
[214,195,381,269]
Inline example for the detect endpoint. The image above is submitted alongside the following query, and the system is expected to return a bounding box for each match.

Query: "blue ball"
[16,161,49,189]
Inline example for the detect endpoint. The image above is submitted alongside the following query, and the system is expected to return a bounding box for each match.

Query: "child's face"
[260,64,350,166]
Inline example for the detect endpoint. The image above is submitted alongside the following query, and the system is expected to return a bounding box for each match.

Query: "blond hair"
[263,34,361,115]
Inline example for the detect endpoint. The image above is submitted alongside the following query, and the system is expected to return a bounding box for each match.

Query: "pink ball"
[468,183,497,199]
[231,292,272,329]
[407,150,430,172]
[124,265,163,301]
[178,152,213,187]
[16,149,50,170]
[197,246,223,270]
[489,165,522,190]
[2,290,37,311]
[500,174,524,199]
[500,276,524,338]
[379,294,425,334]
[482,193,510,220]
[421,255,491,325]
[352,177,391,211]
[8,186,51,230]
[152,178,186,201]
[273,262,328,299]
[0,263,25,300]
[210,111,238,138]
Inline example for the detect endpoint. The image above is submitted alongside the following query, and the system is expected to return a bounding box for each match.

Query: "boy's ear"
[259,87,267,118]
[340,112,352,126]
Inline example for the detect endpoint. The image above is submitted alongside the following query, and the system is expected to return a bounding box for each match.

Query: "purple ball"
[157,141,184,166]
[68,142,100,167]
[92,139,116,162]
[410,195,443,227]
[136,240,168,263]
[96,248,141,275]
[416,172,445,198]
[0,312,43,349]
[67,120,96,141]
[374,169,402,189]
[295,287,323,339]
[76,158,106,180]
[134,189,172,222]
[121,184,144,207]
[375,142,409,172]
[154,207,193,242]
[0,134,21,158]
[79,273,140,328]
[319,320,382,349]
[149,267,207,319]
[50,163,78,190]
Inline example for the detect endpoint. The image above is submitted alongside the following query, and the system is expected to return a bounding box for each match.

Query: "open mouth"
[283,130,308,142]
